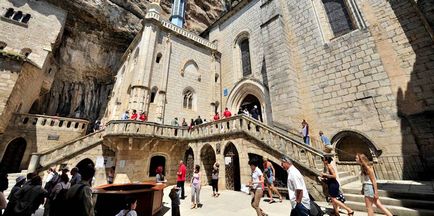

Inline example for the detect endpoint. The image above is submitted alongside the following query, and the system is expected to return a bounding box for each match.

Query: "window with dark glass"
[150,87,158,103]
[5,8,14,18]
[183,90,193,109]
[21,14,31,23]
[240,39,252,76]
[12,11,22,21]
[323,0,355,36]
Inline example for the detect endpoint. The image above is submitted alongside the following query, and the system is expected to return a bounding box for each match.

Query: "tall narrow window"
[21,14,31,24]
[150,87,158,103]
[12,11,22,21]
[323,0,354,36]
[183,90,193,109]
[156,53,162,63]
[240,39,252,76]
[5,8,14,18]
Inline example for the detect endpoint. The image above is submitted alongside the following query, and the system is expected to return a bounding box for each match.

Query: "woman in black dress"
[321,157,354,216]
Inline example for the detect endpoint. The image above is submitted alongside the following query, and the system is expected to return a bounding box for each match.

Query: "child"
[169,186,181,216]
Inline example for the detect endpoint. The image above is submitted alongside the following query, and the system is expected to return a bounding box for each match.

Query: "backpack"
[309,200,324,216]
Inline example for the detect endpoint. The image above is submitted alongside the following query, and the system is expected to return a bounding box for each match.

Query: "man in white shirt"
[281,156,310,216]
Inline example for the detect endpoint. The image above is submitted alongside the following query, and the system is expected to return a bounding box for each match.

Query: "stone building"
[0,0,433,202]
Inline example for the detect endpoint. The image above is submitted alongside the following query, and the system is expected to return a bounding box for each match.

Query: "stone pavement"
[31,185,380,216]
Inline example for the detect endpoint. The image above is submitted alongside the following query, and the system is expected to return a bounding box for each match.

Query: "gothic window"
[150,87,158,103]
[5,8,14,18]
[323,0,355,36]
[240,38,252,76]
[21,14,31,24]
[12,11,22,21]
[156,53,162,63]
[183,89,194,110]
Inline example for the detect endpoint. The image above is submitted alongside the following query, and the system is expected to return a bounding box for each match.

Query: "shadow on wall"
[392,0,434,180]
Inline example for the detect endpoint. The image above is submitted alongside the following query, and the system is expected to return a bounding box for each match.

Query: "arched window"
[183,89,194,109]
[240,38,252,76]
[12,11,23,21]
[0,41,6,50]
[150,86,158,103]
[21,14,31,24]
[149,155,166,177]
[21,48,32,57]
[181,60,199,77]
[5,8,14,18]
[156,53,162,63]
[322,0,354,36]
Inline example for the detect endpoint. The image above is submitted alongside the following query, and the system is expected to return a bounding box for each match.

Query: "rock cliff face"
[38,0,224,121]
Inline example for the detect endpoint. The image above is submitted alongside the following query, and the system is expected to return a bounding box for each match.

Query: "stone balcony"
[10,113,89,133]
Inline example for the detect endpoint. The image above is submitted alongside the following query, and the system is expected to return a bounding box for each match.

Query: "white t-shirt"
[287,165,310,209]
[116,209,137,216]
[251,167,263,190]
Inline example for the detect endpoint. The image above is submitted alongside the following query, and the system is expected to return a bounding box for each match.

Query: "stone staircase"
[337,171,434,216]
[3,171,27,197]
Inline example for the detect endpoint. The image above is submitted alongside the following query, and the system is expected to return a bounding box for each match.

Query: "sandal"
[268,199,276,204]
[348,211,354,216]
[191,204,196,209]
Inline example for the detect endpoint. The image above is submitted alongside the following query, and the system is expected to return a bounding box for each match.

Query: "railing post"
[27,154,41,173]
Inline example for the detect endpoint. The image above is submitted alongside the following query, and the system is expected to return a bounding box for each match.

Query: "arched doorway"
[149,155,166,177]
[0,138,27,173]
[224,143,241,191]
[200,144,216,185]
[76,158,95,175]
[184,148,194,182]
[332,131,380,162]
[240,94,262,121]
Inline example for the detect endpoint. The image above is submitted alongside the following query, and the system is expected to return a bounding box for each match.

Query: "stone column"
[157,35,172,123]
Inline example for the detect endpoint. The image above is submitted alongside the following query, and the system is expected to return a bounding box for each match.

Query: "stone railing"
[11,113,89,133]
[106,115,326,174]
[28,130,104,172]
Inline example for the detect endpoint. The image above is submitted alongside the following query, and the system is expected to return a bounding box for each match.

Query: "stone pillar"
[156,35,172,123]
[27,154,40,173]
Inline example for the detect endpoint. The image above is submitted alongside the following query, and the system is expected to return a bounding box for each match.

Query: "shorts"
[266,176,274,185]
[363,183,375,198]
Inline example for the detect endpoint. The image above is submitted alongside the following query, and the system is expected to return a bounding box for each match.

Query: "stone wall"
[0,57,22,133]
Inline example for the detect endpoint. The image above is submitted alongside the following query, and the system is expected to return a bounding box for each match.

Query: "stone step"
[315,201,384,216]
[344,193,434,210]
[338,171,351,179]
[342,183,434,201]
[345,201,434,216]
[339,175,359,186]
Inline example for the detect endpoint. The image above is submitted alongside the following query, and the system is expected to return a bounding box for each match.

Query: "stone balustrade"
[106,115,326,174]
[11,113,89,133]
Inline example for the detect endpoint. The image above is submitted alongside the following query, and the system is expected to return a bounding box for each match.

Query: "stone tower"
[170,0,186,27]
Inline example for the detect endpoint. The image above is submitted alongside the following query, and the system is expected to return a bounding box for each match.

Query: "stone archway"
[149,155,166,177]
[332,130,381,162]
[224,142,241,191]
[184,147,194,182]
[226,79,271,124]
[0,137,27,173]
[200,144,216,185]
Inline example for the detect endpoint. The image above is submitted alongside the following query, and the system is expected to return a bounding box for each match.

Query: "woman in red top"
[223,108,232,118]
[213,112,220,121]
[139,111,147,121]
[130,110,138,120]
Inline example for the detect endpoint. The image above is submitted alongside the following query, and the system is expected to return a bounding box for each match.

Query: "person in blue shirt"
[319,131,333,153]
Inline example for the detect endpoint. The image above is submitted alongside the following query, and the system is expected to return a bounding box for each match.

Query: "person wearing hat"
[3,176,26,215]
[70,167,81,186]
[211,162,220,197]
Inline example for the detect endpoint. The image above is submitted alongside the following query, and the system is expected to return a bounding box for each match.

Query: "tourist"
[171,117,179,127]
[50,173,71,216]
[156,166,166,183]
[319,131,333,153]
[107,166,115,184]
[115,197,138,216]
[93,120,101,132]
[356,153,392,216]
[13,175,47,216]
[181,118,188,127]
[139,111,148,121]
[251,105,260,120]
[188,119,194,132]
[3,176,26,215]
[130,109,138,120]
[248,159,267,216]
[243,107,249,116]
[194,116,203,125]
[70,167,81,186]
[223,107,232,118]
[211,162,220,197]
[321,157,353,216]
[0,172,7,216]
[176,160,187,199]
[23,173,37,186]
[43,168,60,216]
[238,108,243,115]
[190,165,201,209]
[301,120,310,145]
[263,157,283,203]
[65,164,96,216]
[280,156,310,216]
[213,112,220,121]
[99,120,106,130]
[121,111,129,120]
[169,186,181,216]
